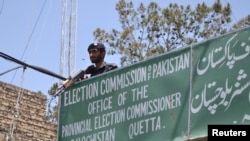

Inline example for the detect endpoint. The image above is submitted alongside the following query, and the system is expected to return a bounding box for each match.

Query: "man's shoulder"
[105,63,118,67]
[104,62,118,70]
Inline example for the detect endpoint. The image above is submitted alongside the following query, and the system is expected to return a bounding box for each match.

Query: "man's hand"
[82,74,89,80]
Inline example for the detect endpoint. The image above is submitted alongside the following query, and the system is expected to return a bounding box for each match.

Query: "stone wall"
[0,81,57,141]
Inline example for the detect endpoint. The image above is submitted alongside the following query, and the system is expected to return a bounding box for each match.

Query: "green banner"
[58,27,250,141]
[190,27,250,138]
[58,47,191,141]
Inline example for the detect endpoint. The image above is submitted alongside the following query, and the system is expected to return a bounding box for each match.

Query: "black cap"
[88,42,106,52]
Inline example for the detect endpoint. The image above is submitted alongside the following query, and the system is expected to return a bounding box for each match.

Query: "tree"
[232,15,250,29]
[93,0,249,66]
[46,0,250,123]
[46,82,59,122]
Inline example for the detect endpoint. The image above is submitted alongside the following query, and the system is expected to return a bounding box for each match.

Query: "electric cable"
[21,0,48,59]
[33,0,53,57]
[0,52,67,80]
[9,0,48,84]
[0,66,23,76]
[0,0,4,15]
[223,0,238,22]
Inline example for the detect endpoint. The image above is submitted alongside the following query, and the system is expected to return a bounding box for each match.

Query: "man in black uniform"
[55,42,117,95]
[84,42,118,77]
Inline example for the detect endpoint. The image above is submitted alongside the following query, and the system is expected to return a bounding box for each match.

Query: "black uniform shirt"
[90,62,118,77]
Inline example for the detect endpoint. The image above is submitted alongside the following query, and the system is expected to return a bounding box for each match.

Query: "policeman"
[54,42,118,96]
[84,42,118,77]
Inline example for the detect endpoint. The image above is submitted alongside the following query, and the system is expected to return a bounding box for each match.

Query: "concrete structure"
[0,81,57,141]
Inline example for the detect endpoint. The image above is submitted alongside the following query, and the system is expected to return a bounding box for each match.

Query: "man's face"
[88,48,104,63]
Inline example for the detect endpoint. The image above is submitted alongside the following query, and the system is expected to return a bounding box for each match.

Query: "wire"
[0,66,23,76]
[0,52,67,80]
[9,0,48,84]
[21,0,48,59]
[0,0,4,15]
[33,0,53,57]
[223,0,238,23]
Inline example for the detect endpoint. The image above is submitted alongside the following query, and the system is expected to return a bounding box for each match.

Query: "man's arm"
[54,70,85,96]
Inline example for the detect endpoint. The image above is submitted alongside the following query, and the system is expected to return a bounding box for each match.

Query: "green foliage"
[232,15,250,29]
[37,90,43,95]
[47,0,250,124]
[93,0,249,66]
[46,82,59,122]
[48,82,58,96]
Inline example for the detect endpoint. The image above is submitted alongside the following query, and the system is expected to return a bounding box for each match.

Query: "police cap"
[88,42,106,52]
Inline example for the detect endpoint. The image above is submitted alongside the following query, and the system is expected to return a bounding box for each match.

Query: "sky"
[0,0,249,99]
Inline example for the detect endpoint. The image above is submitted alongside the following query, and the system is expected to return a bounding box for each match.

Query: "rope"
[7,67,26,141]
